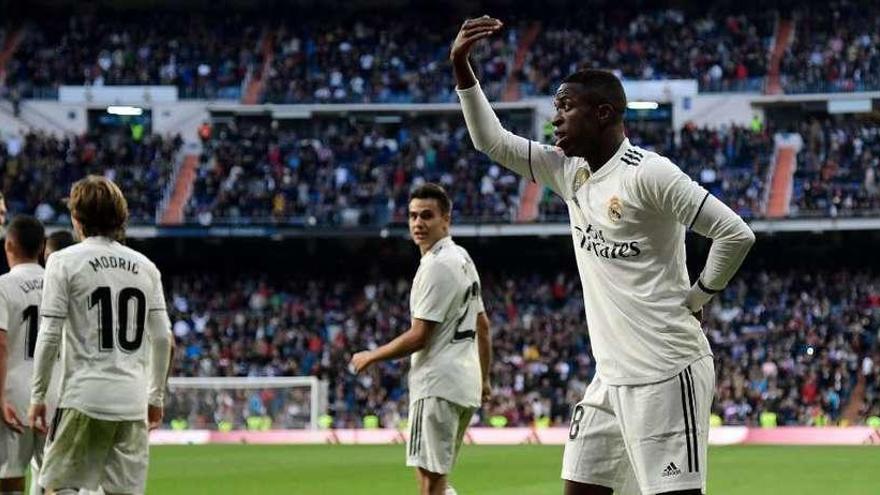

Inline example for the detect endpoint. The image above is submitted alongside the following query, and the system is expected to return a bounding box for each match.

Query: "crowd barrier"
[150,427,880,446]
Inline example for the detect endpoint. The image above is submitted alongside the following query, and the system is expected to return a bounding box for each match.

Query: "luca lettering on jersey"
[88,256,140,275]
[574,224,641,260]
[18,278,42,294]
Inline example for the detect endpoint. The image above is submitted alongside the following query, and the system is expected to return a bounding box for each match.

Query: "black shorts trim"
[684,366,700,473]
[678,373,694,472]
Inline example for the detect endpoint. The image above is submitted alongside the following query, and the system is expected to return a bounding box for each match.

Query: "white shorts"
[405,397,475,475]
[562,356,714,495]
[0,423,43,477]
[40,408,148,493]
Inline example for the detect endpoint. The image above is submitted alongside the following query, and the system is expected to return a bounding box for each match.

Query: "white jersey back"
[0,263,44,417]
[408,236,483,408]
[41,237,167,421]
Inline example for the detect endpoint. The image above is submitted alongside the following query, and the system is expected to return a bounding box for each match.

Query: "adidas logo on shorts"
[662,461,682,478]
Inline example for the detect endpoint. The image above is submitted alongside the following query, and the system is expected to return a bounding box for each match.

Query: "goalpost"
[166,376,328,430]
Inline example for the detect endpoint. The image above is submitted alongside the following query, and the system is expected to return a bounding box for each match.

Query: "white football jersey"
[408,236,484,408]
[459,82,714,387]
[40,237,169,421]
[0,263,44,416]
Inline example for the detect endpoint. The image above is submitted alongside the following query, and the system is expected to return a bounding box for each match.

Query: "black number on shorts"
[569,405,585,439]
[89,286,147,353]
[451,282,480,342]
[22,305,39,359]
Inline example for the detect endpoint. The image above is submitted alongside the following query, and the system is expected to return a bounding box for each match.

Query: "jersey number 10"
[89,286,147,353]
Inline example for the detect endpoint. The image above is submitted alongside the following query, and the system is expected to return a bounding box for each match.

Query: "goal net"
[165,376,328,430]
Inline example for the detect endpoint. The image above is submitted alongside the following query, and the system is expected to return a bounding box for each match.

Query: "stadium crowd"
[189,119,772,226]
[261,16,518,104]
[5,13,260,99]
[792,118,880,217]
[187,117,527,225]
[163,267,880,429]
[7,5,879,101]
[780,2,880,93]
[520,10,773,95]
[5,116,880,224]
[0,130,182,224]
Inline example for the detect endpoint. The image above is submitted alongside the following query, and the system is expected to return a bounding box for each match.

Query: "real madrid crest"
[572,167,590,195]
[608,196,623,223]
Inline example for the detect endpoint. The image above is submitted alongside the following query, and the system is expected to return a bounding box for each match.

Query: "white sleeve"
[473,271,485,314]
[0,289,9,332]
[32,316,63,404]
[684,195,756,312]
[147,262,168,312]
[33,257,69,404]
[457,83,568,197]
[147,265,172,407]
[40,255,68,319]
[635,156,710,227]
[411,264,458,323]
[634,157,754,311]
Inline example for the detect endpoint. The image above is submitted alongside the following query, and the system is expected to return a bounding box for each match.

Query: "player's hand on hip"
[28,403,47,435]
[350,351,374,373]
[148,405,163,431]
[450,15,503,62]
[2,401,25,434]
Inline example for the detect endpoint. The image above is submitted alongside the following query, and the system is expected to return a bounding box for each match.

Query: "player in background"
[452,17,755,495]
[40,231,76,266]
[29,230,77,495]
[350,183,492,495]
[0,193,7,238]
[28,176,174,495]
[0,216,46,495]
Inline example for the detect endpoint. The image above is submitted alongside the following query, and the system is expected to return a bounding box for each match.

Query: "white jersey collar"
[82,236,115,245]
[588,137,631,182]
[9,262,42,273]
[425,236,454,258]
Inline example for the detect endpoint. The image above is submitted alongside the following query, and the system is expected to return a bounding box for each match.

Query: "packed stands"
[164,267,880,428]
[791,118,880,217]
[780,2,880,93]
[0,130,182,223]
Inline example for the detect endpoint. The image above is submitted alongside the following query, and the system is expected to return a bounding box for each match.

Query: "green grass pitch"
[142,444,879,494]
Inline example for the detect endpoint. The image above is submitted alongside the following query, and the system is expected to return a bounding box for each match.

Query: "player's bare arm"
[476,312,492,402]
[0,330,24,433]
[350,318,438,373]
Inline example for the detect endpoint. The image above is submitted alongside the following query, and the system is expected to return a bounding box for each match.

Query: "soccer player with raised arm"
[350,183,492,495]
[452,17,755,495]
[27,176,174,495]
[0,216,46,495]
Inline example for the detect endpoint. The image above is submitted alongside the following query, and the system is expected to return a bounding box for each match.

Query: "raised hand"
[450,15,504,63]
